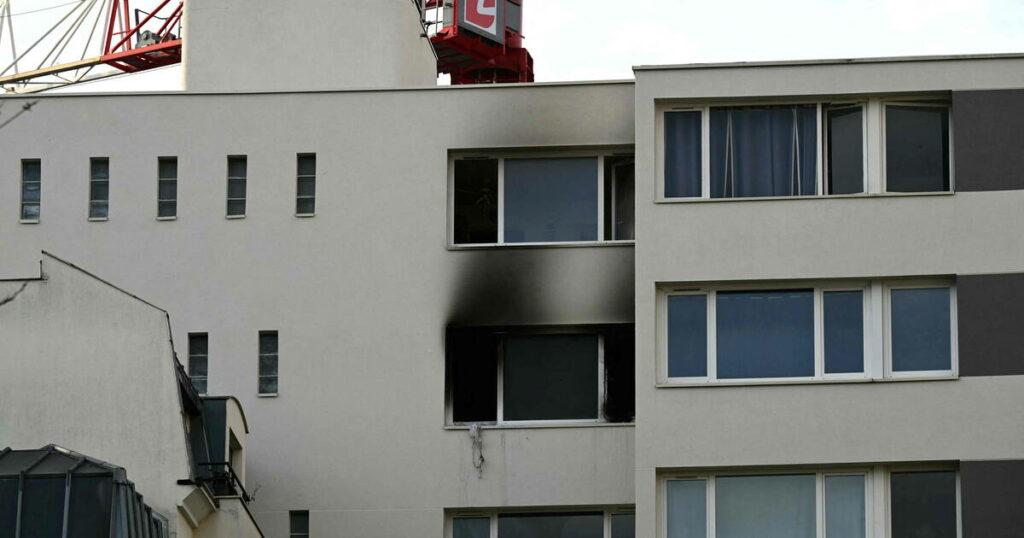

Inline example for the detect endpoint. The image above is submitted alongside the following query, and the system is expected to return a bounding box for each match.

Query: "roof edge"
[634,52,1024,72]
[40,251,167,314]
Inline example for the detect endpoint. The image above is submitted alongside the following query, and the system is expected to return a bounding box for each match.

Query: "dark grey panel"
[961,460,1024,538]
[953,90,1024,192]
[958,273,1024,376]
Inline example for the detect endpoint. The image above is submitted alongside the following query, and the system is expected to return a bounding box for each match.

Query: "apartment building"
[1,2,1023,537]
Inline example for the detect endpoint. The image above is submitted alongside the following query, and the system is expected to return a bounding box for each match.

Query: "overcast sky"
[43,0,1024,91]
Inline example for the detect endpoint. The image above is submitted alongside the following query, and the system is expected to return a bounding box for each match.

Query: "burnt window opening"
[447,324,635,424]
[453,159,499,245]
[604,156,635,241]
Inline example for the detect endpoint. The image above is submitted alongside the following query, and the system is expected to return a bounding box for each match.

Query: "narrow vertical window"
[20,159,41,221]
[453,517,490,538]
[605,156,635,240]
[890,472,957,538]
[824,291,865,374]
[453,159,498,245]
[664,110,703,198]
[667,295,708,378]
[226,156,247,217]
[885,105,951,192]
[258,331,278,395]
[825,475,866,538]
[666,479,707,538]
[158,157,177,218]
[188,333,208,394]
[89,158,109,219]
[890,287,952,373]
[825,104,865,195]
[296,154,316,215]
[289,510,309,538]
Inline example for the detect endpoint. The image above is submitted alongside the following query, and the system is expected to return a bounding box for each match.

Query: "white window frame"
[257,330,279,397]
[20,158,41,223]
[157,156,177,220]
[448,149,636,248]
[296,153,316,217]
[226,155,247,219]
[88,157,110,221]
[657,279,957,386]
[447,507,635,538]
[188,332,208,396]
[658,466,960,538]
[880,101,955,193]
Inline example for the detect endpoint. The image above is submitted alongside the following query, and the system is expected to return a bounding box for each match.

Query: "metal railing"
[195,462,251,503]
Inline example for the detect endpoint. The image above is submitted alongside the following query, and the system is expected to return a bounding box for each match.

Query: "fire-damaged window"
[450,152,635,246]
[446,324,634,424]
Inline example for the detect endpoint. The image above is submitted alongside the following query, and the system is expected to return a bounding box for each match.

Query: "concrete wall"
[0,255,195,537]
[183,0,437,92]
[0,81,636,537]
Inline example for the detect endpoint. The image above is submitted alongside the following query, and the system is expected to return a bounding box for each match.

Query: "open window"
[446,325,634,425]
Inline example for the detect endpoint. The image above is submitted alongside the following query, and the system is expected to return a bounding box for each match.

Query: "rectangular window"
[289,510,309,538]
[158,157,177,218]
[662,280,954,384]
[296,154,316,215]
[226,156,247,217]
[89,158,109,219]
[664,111,703,198]
[451,153,634,246]
[890,471,958,538]
[452,510,631,538]
[20,159,41,221]
[258,331,278,395]
[447,325,634,425]
[188,333,208,395]
[885,104,951,192]
[825,104,865,194]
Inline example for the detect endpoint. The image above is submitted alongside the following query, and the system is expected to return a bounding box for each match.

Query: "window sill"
[156,216,177,221]
[295,213,315,218]
[449,240,635,251]
[225,214,246,220]
[445,421,634,431]
[19,219,39,225]
[257,393,278,398]
[655,191,954,204]
[656,375,958,389]
[87,217,108,222]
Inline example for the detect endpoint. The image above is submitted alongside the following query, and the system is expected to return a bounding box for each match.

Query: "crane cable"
[0,1,86,19]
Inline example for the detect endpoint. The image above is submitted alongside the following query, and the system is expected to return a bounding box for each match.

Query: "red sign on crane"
[425,0,534,85]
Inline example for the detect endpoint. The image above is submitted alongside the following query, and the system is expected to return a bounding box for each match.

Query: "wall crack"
[0,282,28,308]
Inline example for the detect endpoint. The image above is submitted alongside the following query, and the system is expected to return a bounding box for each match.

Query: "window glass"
[606,157,635,240]
[289,510,309,537]
[259,331,279,395]
[885,106,950,192]
[21,476,66,538]
[21,160,41,221]
[68,475,113,538]
[227,156,247,216]
[826,105,865,194]
[189,334,209,394]
[890,288,951,372]
[890,472,957,538]
[824,291,864,374]
[825,475,866,538]
[89,158,110,219]
[498,512,603,538]
[611,514,635,538]
[297,154,316,215]
[667,295,707,378]
[0,479,17,536]
[453,517,490,538]
[716,290,815,379]
[453,159,498,244]
[665,111,703,198]
[504,158,598,243]
[710,105,818,198]
[502,334,598,421]
[158,157,177,218]
[716,474,816,538]
[667,479,706,538]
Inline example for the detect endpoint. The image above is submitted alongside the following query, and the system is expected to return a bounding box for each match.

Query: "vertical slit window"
[825,104,865,195]
[667,479,707,538]
[453,159,499,244]
[667,295,708,378]
[188,333,208,394]
[824,290,865,374]
[258,331,279,395]
[885,104,951,192]
[158,157,177,218]
[825,475,866,538]
[605,156,635,240]
[89,158,109,219]
[289,510,309,537]
[226,156,247,217]
[665,110,703,198]
[20,159,41,221]
[297,154,316,215]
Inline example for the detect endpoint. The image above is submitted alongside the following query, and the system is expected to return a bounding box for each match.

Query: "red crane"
[424,0,534,84]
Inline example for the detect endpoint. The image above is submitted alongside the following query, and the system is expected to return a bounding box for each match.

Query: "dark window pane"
[503,334,598,421]
[228,157,247,178]
[189,357,208,377]
[22,203,40,220]
[158,201,177,218]
[716,474,816,538]
[158,158,177,179]
[498,512,603,538]
[297,155,316,176]
[826,475,865,538]
[22,182,40,201]
[227,177,247,198]
[90,181,109,201]
[290,511,309,533]
[824,291,864,374]
[453,517,489,538]
[711,105,818,198]
[668,295,708,378]
[667,480,707,538]
[22,160,41,181]
[827,106,865,194]
[297,177,316,197]
[21,476,66,538]
[891,288,952,372]
[91,159,109,179]
[259,376,278,394]
[0,478,17,537]
[227,200,246,216]
[158,180,177,200]
[68,475,113,538]
[886,106,950,192]
[449,329,499,423]
[297,198,315,215]
[504,157,598,243]
[602,325,635,423]
[259,356,278,376]
[890,472,957,538]
[89,202,109,219]
[193,378,208,394]
[259,332,278,354]
[611,514,635,538]
[717,290,815,379]
[665,111,703,198]
[453,159,498,244]
[606,157,635,240]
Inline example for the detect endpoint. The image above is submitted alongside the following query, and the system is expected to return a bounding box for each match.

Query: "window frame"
[448,148,636,248]
[188,333,208,395]
[448,507,635,538]
[88,157,110,221]
[257,330,279,397]
[880,100,954,194]
[19,158,41,223]
[657,279,957,386]
[296,153,316,217]
[658,466,961,538]
[157,156,178,220]
[226,155,247,219]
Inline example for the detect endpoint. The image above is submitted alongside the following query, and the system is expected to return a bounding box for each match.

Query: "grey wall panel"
[961,460,1024,538]
[953,90,1024,192]
[958,273,1024,376]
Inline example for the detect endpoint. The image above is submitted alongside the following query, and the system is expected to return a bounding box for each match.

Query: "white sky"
[27,0,1024,92]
